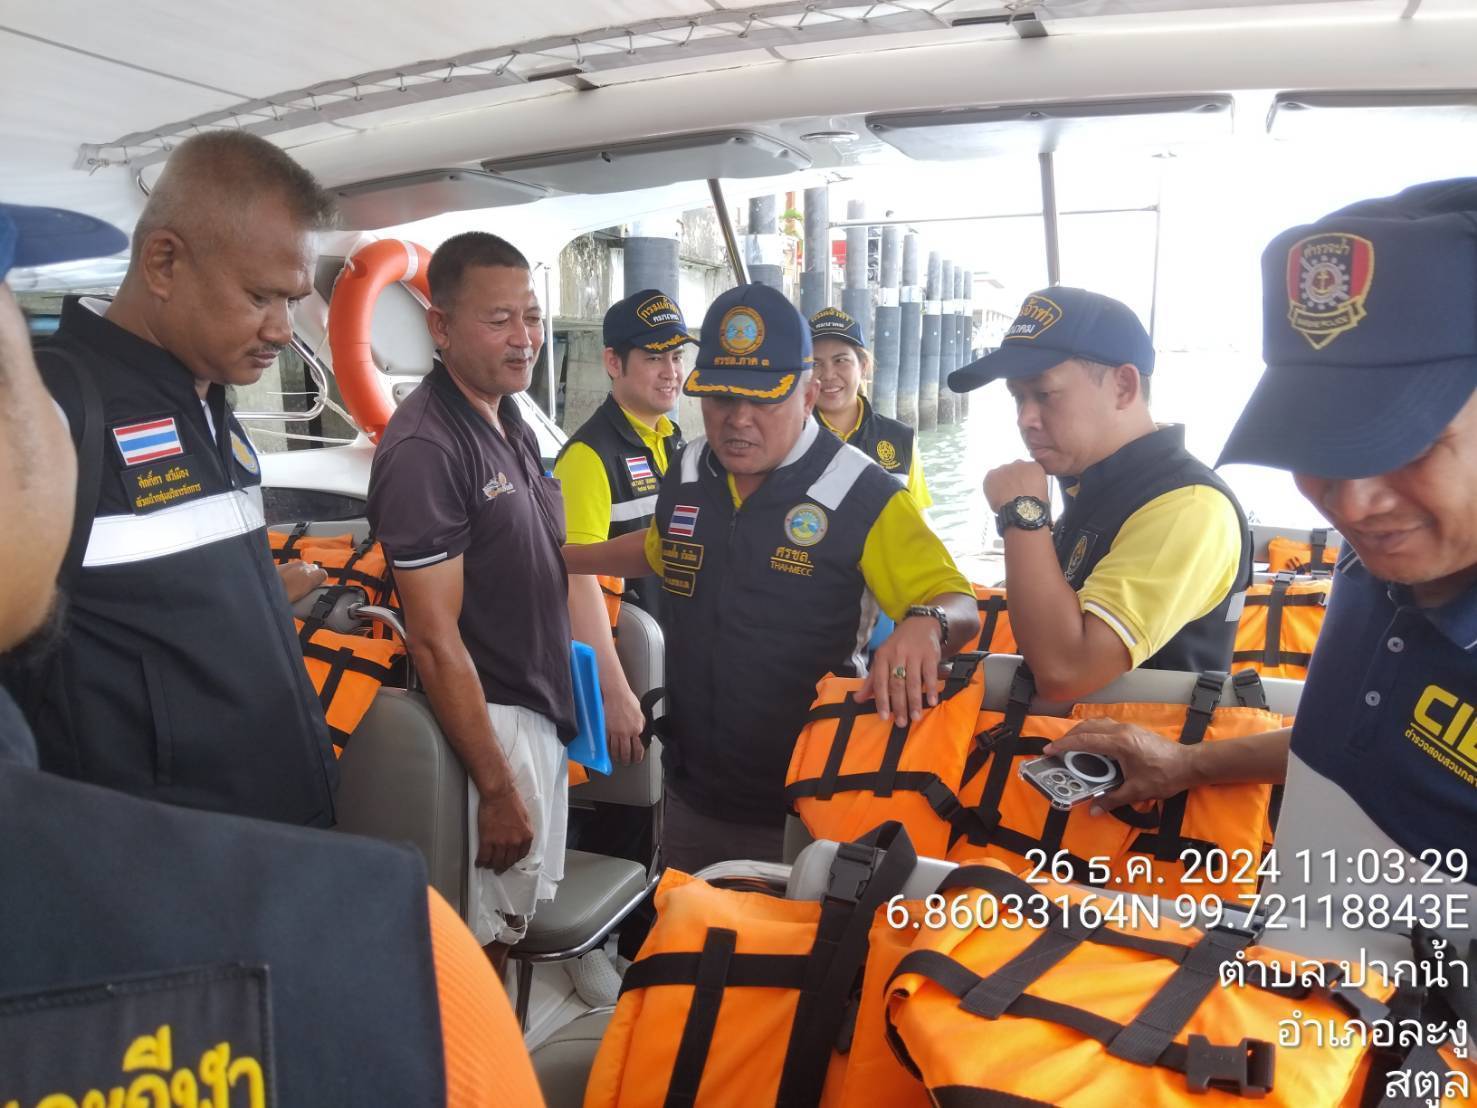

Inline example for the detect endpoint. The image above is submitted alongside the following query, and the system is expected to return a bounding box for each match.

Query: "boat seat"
[531,1009,614,1108]
[510,601,668,1027]
[1249,522,1343,565]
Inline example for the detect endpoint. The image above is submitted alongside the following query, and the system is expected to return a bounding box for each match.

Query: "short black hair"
[428,232,530,310]
[1082,357,1151,405]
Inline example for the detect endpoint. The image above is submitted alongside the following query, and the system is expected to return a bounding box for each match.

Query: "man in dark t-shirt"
[368,231,573,964]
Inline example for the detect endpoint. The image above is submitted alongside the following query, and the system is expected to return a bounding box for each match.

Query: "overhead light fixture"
[801,129,860,144]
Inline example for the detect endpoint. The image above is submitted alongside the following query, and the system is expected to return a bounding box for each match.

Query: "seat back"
[570,602,664,809]
[1249,523,1343,564]
[335,688,469,912]
[268,518,373,544]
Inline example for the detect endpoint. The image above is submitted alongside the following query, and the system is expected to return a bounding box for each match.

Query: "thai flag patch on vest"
[624,455,654,482]
[112,417,184,466]
[669,504,700,537]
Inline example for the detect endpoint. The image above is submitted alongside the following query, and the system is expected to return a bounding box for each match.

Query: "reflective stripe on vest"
[83,488,265,567]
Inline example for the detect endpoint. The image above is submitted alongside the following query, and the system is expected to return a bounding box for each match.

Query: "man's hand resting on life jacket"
[476,785,535,873]
[1045,718,1196,814]
[277,559,328,604]
[862,614,944,724]
[605,682,646,765]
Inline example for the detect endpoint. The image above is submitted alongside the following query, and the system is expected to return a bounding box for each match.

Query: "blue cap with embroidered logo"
[603,288,696,354]
[1219,178,1477,479]
[685,283,813,404]
[948,286,1154,392]
[810,306,867,348]
[0,203,127,282]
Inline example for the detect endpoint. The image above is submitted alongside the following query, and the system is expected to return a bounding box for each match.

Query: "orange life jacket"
[962,584,1016,655]
[293,589,406,756]
[884,861,1405,1107]
[1233,573,1332,680]
[1265,529,1340,577]
[786,654,987,858]
[599,575,625,636]
[269,525,395,607]
[950,668,1285,901]
[585,824,921,1108]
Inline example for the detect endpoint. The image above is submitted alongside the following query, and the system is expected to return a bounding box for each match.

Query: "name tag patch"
[121,454,206,515]
[660,539,702,599]
[112,417,185,467]
[0,963,276,1108]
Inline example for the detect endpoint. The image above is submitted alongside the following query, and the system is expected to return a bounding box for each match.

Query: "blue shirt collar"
[1353,556,1477,654]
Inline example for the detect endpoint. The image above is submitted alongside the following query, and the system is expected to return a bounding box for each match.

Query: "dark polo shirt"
[368,363,575,741]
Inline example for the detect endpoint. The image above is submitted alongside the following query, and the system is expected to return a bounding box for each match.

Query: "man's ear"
[426,304,452,350]
[602,347,624,383]
[799,372,822,419]
[1114,362,1142,409]
[136,229,184,302]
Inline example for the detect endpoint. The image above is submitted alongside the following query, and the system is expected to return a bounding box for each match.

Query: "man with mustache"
[949,288,1251,699]
[368,231,575,968]
[565,284,978,872]
[1050,181,1477,965]
[5,130,339,826]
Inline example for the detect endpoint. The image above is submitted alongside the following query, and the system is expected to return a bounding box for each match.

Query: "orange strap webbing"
[294,591,405,756]
[962,585,1016,655]
[1233,573,1331,680]
[885,862,1396,1106]
[1266,529,1339,576]
[786,653,986,858]
[585,824,920,1108]
[270,524,395,606]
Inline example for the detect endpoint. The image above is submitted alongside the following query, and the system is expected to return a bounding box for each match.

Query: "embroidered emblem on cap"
[1286,233,1375,350]
[719,306,765,357]
[812,307,853,332]
[784,502,829,547]
[1005,294,1062,342]
[637,294,681,329]
[876,440,899,469]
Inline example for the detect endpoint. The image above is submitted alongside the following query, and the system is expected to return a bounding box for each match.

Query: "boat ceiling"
[2,0,1474,284]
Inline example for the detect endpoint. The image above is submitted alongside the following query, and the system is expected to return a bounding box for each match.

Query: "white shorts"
[467,702,568,946]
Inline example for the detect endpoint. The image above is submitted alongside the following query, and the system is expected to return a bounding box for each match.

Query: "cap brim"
[634,325,697,353]
[947,343,1071,393]
[0,203,128,274]
[684,365,802,404]
[811,331,865,348]
[1218,357,1477,479]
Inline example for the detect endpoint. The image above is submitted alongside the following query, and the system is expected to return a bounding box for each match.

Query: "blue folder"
[568,640,612,775]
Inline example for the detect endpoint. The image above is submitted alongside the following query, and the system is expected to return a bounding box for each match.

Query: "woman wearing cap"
[809,307,932,509]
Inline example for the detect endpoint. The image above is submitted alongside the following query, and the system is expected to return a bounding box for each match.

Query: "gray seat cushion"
[519,849,647,955]
[531,1009,613,1108]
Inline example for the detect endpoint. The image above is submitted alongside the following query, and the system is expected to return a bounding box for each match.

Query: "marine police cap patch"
[637,293,681,329]
[1285,233,1375,350]
[1005,294,1063,342]
[687,283,811,403]
[719,306,766,357]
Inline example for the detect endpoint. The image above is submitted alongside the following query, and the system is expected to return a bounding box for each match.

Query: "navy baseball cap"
[685,283,813,404]
[1219,178,1477,479]
[603,288,696,353]
[0,203,128,282]
[948,286,1154,392]
[810,306,867,348]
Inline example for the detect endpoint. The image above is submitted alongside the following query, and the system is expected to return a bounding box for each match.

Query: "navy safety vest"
[13,299,337,826]
[558,393,685,620]
[1054,424,1251,673]
[0,691,443,1105]
[653,423,901,823]
[821,395,916,479]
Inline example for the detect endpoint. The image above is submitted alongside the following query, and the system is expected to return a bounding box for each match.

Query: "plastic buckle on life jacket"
[826,841,881,906]
[921,779,962,821]
[1188,672,1224,721]
[1183,1035,1275,1098]
[1327,981,1391,1025]
[1230,669,1268,711]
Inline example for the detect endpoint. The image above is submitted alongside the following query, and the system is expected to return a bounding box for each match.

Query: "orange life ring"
[327,238,433,443]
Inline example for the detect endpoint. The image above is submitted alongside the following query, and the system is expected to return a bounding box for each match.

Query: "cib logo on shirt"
[1405,683,1477,785]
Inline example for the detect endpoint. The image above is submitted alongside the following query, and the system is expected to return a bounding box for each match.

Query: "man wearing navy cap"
[554,288,695,766]
[566,284,977,870]
[811,306,932,509]
[1052,181,1477,964]
[949,287,1251,699]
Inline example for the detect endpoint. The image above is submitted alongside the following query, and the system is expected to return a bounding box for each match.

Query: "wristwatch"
[905,604,949,646]
[995,495,1051,535]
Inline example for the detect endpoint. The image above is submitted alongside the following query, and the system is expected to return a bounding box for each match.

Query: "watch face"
[1015,497,1046,523]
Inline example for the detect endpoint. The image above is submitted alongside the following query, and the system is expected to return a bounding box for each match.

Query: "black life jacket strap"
[976,595,1008,652]
[1127,672,1225,864]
